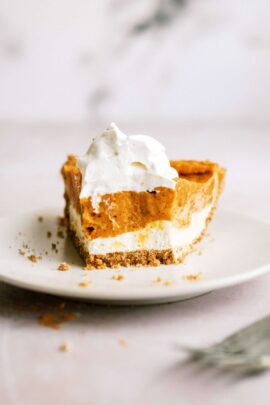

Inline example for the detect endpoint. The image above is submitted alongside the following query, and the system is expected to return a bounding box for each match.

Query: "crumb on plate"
[57,262,70,271]
[79,281,91,287]
[57,230,65,239]
[57,216,67,227]
[27,254,39,263]
[183,272,202,281]
[163,280,173,286]
[112,274,124,281]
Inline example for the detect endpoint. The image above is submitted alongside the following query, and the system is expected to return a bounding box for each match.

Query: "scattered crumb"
[60,312,76,322]
[59,342,71,353]
[183,272,202,282]
[37,216,43,223]
[27,254,39,263]
[57,262,70,271]
[39,312,76,329]
[194,249,202,256]
[57,230,64,239]
[112,274,124,281]
[154,276,162,284]
[51,243,58,253]
[81,273,89,277]
[47,231,52,238]
[118,338,128,348]
[18,248,25,256]
[57,216,66,227]
[164,280,173,286]
[38,314,60,329]
[79,281,91,287]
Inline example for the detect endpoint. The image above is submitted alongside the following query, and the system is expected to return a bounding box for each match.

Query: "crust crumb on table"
[112,274,124,281]
[59,342,71,353]
[57,262,70,271]
[154,276,162,283]
[79,281,91,287]
[47,231,52,238]
[39,312,76,329]
[18,248,25,256]
[183,272,202,281]
[39,314,61,329]
[27,254,40,263]
[118,338,128,348]
[37,216,43,223]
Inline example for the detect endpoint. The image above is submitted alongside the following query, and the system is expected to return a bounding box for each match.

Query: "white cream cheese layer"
[77,123,178,211]
[69,204,213,256]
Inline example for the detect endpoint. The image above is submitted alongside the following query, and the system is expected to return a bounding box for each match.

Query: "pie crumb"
[47,231,52,238]
[58,262,70,271]
[57,216,67,227]
[112,274,124,281]
[183,272,202,281]
[57,230,65,239]
[37,216,43,223]
[18,248,25,256]
[38,312,76,329]
[59,342,71,352]
[118,338,128,348]
[164,280,173,286]
[79,281,91,287]
[27,254,39,263]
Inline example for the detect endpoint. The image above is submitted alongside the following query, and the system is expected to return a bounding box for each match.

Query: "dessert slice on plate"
[61,124,225,269]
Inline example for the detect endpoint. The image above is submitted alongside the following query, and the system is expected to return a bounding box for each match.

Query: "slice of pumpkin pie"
[61,123,225,269]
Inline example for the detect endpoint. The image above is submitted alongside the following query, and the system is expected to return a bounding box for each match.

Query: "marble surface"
[0,124,270,405]
[1,0,270,123]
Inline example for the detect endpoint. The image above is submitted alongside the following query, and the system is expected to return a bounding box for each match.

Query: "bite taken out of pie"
[61,123,226,269]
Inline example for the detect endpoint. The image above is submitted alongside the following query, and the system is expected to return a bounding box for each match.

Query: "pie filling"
[68,203,213,257]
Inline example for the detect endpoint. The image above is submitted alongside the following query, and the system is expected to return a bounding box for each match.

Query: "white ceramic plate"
[0,208,269,305]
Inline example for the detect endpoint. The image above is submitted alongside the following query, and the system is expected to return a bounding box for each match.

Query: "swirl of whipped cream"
[77,123,178,211]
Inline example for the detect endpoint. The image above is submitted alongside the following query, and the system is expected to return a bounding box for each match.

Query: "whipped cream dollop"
[77,123,178,211]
